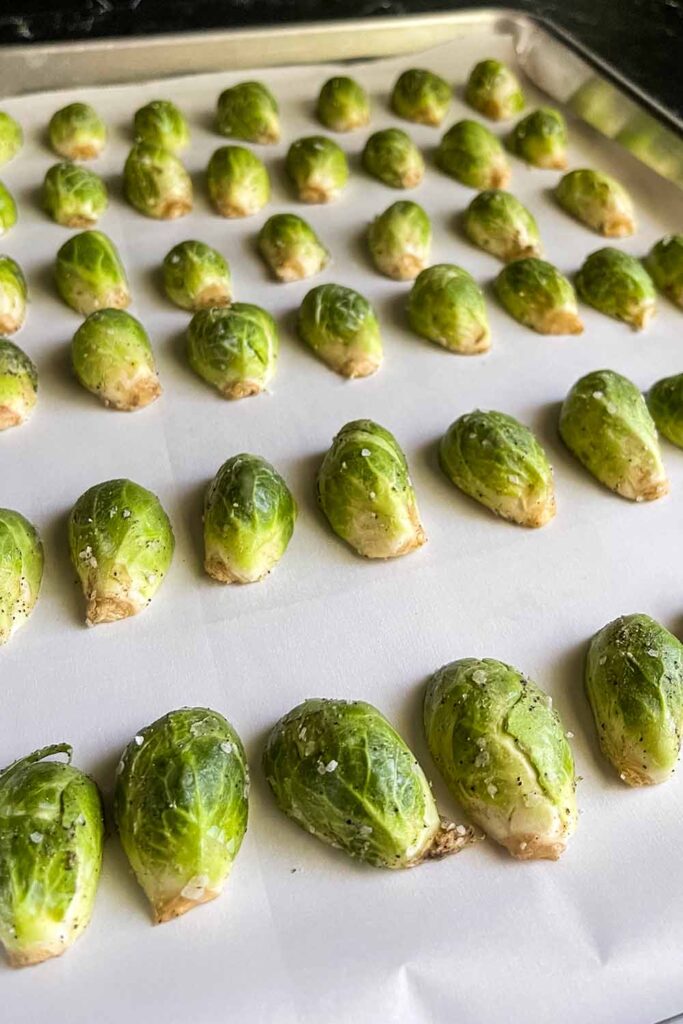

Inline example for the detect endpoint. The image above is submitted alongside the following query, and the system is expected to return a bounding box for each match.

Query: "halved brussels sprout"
[263,699,479,868]
[0,256,27,335]
[124,143,192,219]
[55,230,130,315]
[390,68,451,127]
[367,200,431,281]
[0,338,37,431]
[436,119,510,189]
[71,308,161,411]
[424,658,577,860]
[207,145,270,218]
[48,103,107,161]
[362,128,424,189]
[286,136,349,203]
[115,708,248,923]
[465,59,525,121]
[298,283,382,379]
[316,76,370,133]
[568,77,625,136]
[559,368,668,501]
[163,240,232,311]
[0,180,17,237]
[648,374,683,448]
[216,81,280,144]
[133,99,189,153]
[408,263,490,354]
[508,108,567,169]
[257,213,329,283]
[555,169,635,237]
[0,744,103,966]
[68,478,175,625]
[575,247,656,329]
[586,614,683,785]
[463,189,541,262]
[495,258,583,335]
[440,410,556,527]
[317,419,426,559]
[187,303,278,399]
[204,454,297,583]
[0,508,43,646]
[645,234,683,309]
[0,112,23,167]
[42,162,108,228]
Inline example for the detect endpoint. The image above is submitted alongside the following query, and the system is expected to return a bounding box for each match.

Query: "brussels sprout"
[616,117,683,185]
[0,256,27,335]
[648,374,683,448]
[424,658,577,860]
[645,234,683,309]
[124,143,192,220]
[207,145,270,218]
[463,188,540,262]
[263,699,478,868]
[436,120,509,189]
[0,112,22,167]
[575,247,656,329]
[187,303,277,399]
[407,264,490,354]
[316,76,370,133]
[133,99,189,153]
[317,419,426,559]
[68,478,175,625]
[0,509,43,646]
[568,77,626,136]
[465,59,525,121]
[362,128,424,189]
[0,744,103,966]
[286,136,349,203]
[163,240,232,311]
[204,454,297,583]
[257,213,329,283]
[55,230,130,315]
[367,200,431,280]
[42,162,108,229]
[495,258,583,335]
[586,614,683,786]
[509,108,567,169]
[440,410,556,527]
[48,103,107,161]
[298,283,382,379]
[114,708,248,923]
[71,309,161,411]
[559,368,668,501]
[216,81,280,144]
[0,180,17,237]
[390,68,451,127]
[0,338,37,431]
[555,169,635,237]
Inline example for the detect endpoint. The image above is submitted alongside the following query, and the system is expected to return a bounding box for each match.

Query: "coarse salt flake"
[220,741,234,755]
[360,449,371,457]
[134,734,144,746]
[29,832,43,844]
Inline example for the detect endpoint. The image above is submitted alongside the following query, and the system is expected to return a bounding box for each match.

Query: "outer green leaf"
[0,509,43,645]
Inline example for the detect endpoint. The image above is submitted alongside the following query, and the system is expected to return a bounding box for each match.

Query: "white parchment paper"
[2,29,683,1024]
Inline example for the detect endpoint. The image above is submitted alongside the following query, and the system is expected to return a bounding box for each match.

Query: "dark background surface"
[1,1,682,117]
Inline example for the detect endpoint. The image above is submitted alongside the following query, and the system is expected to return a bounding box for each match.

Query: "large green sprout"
[71,309,161,411]
[216,82,280,144]
[495,258,583,335]
[408,264,490,354]
[55,230,130,315]
[187,303,278,399]
[559,368,668,501]
[115,708,248,923]
[362,128,424,189]
[133,99,189,153]
[207,145,270,218]
[367,200,431,281]
[0,509,43,646]
[48,103,107,160]
[508,108,567,169]
[257,213,329,283]
[463,189,541,262]
[586,614,683,785]
[163,240,232,311]
[390,68,451,126]
[316,76,370,133]
[286,136,349,203]
[0,338,37,431]
[317,419,426,559]
[575,247,656,329]
[42,162,108,228]
[436,120,510,189]
[555,169,635,237]
[263,699,479,868]
[0,744,103,966]
[465,59,525,121]
[0,112,23,167]
[0,256,27,335]
[124,143,193,219]
[298,283,382,379]
[424,658,577,860]
[204,454,297,583]
[68,478,175,625]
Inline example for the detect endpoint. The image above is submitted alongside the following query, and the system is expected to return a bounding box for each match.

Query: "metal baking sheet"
[2,15,683,1024]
